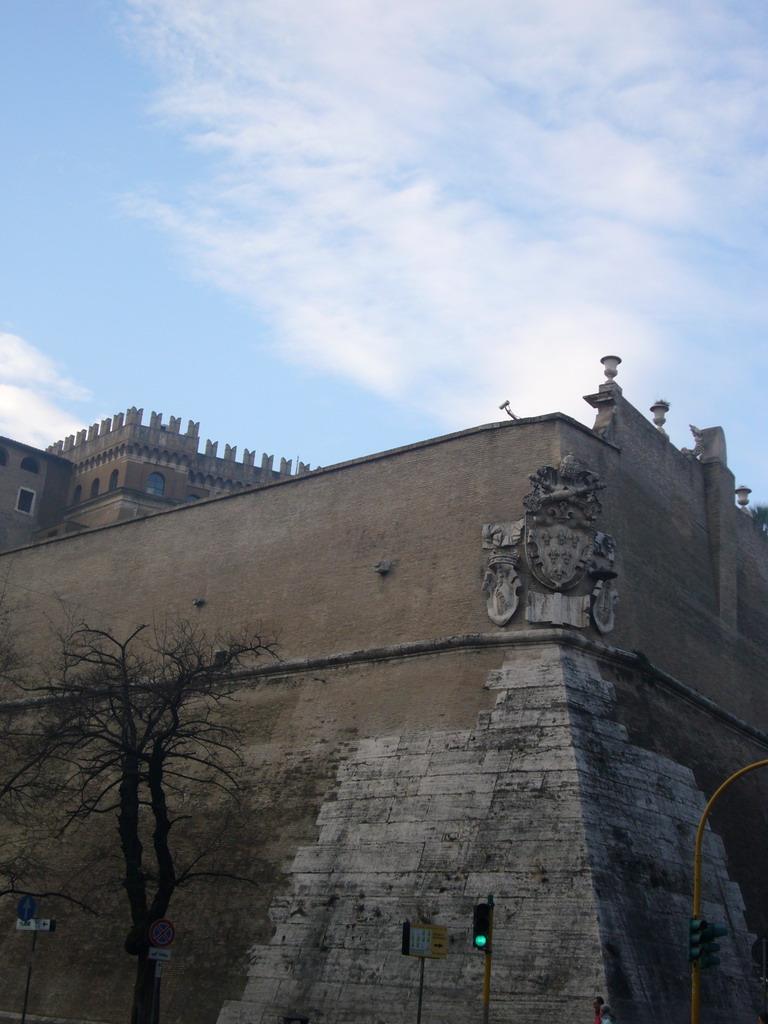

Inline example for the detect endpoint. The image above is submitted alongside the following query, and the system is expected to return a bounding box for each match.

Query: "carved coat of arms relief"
[481,454,619,633]
[482,548,522,626]
[523,456,604,591]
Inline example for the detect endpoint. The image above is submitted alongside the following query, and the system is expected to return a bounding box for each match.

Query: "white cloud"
[0,334,90,447]
[121,0,768,435]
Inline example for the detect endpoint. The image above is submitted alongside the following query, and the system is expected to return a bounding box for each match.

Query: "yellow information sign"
[406,923,448,959]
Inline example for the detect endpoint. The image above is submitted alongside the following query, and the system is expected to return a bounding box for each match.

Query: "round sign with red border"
[148,918,175,948]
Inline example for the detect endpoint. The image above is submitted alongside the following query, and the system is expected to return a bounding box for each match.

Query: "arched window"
[108,469,119,491]
[73,485,82,504]
[0,447,7,467]
[20,456,40,474]
[146,472,165,496]
[90,478,100,499]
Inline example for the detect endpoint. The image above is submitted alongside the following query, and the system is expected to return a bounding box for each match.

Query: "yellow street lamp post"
[691,760,768,1024]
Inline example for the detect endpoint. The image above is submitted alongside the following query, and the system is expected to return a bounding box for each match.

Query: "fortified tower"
[33,406,309,539]
[1,408,312,550]
[43,405,311,535]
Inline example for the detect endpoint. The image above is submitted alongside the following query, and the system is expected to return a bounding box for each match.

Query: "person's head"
[593,998,605,1013]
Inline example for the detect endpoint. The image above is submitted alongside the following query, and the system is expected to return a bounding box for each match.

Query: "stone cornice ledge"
[251,629,768,748]
[3,631,766,750]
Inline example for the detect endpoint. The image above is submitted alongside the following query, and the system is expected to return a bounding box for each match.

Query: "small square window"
[16,488,35,514]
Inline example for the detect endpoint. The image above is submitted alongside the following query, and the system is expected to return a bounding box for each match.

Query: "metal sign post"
[21,931,37,1024]
[401,921,449,1024]
[148,919,176,1024]
[15,896,57,1024]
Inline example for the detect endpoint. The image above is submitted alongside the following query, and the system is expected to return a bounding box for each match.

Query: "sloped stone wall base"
[219,641,757,1024]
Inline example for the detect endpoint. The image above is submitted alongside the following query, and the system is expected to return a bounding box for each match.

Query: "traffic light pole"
[482,896,494,1024]
[691,759,768,1024]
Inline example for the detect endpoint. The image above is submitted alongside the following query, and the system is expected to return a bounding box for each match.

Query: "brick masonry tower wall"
[1,411,766,715]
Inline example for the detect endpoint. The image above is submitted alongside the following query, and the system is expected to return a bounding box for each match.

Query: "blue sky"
[1,0,766,499]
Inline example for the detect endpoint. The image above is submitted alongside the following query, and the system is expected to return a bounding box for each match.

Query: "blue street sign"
[17,895,36,922]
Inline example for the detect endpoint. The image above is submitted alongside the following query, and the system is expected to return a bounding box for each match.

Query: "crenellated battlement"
[46,405,311,479]
[47,406,199,456]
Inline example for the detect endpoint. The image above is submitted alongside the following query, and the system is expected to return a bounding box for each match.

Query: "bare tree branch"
[0,615,277,1024]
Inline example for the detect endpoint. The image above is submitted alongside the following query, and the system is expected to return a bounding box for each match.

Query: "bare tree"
[0,618,276,1024]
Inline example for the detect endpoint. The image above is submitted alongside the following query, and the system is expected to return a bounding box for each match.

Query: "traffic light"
[689,918,727,968]
[700,921,728,969]
[473,902,492,950]
[689,918,704,961]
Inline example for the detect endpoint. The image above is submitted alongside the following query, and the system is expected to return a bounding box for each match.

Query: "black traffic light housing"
[473,902,492,950]
[700,921,728,968]
[689,918,705,961]
[689,918,728,968]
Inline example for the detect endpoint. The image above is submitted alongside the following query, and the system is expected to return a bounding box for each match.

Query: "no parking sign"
[148,919,175,948]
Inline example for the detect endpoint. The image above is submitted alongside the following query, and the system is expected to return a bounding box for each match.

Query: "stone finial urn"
[650,400,670,434]
[735,484,752,510]
[600,355,622,381]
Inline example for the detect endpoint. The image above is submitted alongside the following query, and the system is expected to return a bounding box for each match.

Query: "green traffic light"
[472,900,492,950]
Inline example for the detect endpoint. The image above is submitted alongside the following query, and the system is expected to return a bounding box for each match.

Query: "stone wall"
[2,401,768,1024]
[2,634,766,1024]
[1,412,766,715]
[218,639,763,1024]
